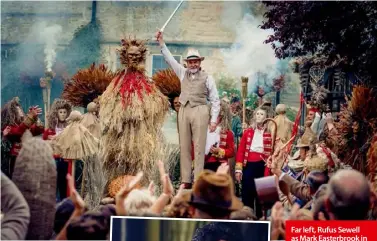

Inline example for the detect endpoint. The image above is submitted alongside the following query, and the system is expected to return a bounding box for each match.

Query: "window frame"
[150,54,182,76]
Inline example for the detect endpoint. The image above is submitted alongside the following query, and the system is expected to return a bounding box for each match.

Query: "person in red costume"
[1,97,44,178]
[203,100,235,172]
[235,106,273,218]
[42,98,72,201]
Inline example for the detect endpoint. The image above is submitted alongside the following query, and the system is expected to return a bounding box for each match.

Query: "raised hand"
[162,174,174,196]
[216,162,229,175]
[175,184,186,199]
[148,181,155,196]
[115,172,144,215]
[3,126,11,137]
[270,202,286,240]
[28,105,42,118]
[155,29,164,45]
[67,174,86,211]
[158,160,174,196]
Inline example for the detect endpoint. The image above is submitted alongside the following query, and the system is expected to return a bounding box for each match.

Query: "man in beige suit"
[156,31,220,189]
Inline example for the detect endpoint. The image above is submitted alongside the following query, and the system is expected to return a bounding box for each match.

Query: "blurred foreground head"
[325,169,370,220]
[184,170,243,219]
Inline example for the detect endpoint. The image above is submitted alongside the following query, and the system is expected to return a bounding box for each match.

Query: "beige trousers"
[178,104,209,183]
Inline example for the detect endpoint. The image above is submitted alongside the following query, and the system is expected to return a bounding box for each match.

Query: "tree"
[261,1,377,84]
[214,73,241,97]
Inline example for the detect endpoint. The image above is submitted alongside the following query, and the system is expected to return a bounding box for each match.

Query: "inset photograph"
[111,217,270,241]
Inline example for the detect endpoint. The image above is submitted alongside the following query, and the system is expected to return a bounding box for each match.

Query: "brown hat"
[296,125,316,148]
[185,170,243,212]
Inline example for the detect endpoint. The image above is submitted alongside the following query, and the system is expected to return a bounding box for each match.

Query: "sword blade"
[160,0,184,32]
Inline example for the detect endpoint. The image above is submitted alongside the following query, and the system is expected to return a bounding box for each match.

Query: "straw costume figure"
[274,104,293,144]
[42,98,72,201]
[54,110,102,208]
[1,97,44,179]
[334,86,377,179]
[153,68,181,114]
[62,63,119,109]
[99,37,169,190]
[80,102,101,139]
[368,133,377,193]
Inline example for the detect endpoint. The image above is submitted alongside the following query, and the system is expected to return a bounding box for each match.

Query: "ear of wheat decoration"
[61,63,121,107]
[152,68,181,109]
[309,82,330,112]
[334,86,377,179]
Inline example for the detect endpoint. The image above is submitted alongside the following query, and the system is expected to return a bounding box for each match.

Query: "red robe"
[2,123,44,156]
[42,128,55,141]
[190,130,235,164]
[236,128,273,176]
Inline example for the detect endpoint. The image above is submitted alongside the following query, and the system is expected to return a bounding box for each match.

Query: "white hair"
[124,189,157,216]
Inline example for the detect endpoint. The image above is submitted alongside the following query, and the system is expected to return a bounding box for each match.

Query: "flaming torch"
[40,70,55,128]
[241,76,249,129]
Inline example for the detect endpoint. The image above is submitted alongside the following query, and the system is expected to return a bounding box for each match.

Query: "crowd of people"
[1,30,377,241]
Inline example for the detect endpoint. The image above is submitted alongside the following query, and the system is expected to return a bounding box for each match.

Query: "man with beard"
[156,31,220,189]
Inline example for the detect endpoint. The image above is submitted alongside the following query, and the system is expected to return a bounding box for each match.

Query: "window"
[151,54,181,76]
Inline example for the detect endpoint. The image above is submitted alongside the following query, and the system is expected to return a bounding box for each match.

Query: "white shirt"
[250,128,264,153]
[160,44,220,123]
[205,126,221,155]
[55,126,64,136]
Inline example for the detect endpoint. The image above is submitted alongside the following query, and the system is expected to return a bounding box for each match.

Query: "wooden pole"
[241,76,249,130]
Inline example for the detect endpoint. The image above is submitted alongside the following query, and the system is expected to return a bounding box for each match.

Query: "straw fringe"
[54,122,99,160]
[99,73,169,183]
[82,155,106,210]
[80,113,101,139]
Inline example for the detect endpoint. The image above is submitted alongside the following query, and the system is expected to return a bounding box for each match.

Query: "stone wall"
[2,2,301,107]
[1,1,91,44]
[1,1,245,77]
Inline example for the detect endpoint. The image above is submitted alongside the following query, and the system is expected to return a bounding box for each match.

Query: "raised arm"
[207,75,220,124]
[156,31,186,81]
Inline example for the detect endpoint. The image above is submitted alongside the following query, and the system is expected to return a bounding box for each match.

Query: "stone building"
[1,1,300,110]
[1,1,248,77]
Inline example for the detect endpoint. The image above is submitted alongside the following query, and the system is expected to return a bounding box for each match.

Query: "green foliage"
[286,107,298,122]
[246,93,258,109]
[261,1,377,83]
[214,73,240,97]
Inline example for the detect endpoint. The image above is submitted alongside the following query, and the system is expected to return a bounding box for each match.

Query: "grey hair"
[327,170,370,220]
[124,189,157,216]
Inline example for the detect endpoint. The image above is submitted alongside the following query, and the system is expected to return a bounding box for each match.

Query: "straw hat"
[304,154,328,172]
[184,49,205,61]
